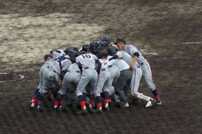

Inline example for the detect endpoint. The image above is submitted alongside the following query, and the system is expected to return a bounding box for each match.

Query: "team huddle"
[29,36,162,114]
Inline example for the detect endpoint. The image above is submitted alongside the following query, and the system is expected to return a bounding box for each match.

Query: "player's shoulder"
[126,44,135,48]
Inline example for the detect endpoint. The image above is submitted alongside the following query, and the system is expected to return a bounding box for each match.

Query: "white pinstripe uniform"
[75,53,98,97]
[124,45,156,102]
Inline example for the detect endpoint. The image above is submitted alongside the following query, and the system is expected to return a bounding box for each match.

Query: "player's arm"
[130,52,139,70]
[95,59,101,74]
[109,51,122,61]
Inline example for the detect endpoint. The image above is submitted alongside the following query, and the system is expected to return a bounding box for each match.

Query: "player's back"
[107,56,129,71]
[76,53,97,69]
[124,45,146,64]
[99,59,111,69]
[49,56,72,75]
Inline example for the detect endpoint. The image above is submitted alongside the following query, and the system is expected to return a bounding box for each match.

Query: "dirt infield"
[0,0,201,133]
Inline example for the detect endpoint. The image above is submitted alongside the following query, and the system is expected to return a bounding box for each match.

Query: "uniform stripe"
[146,62,153,83]
[133,68,136,95]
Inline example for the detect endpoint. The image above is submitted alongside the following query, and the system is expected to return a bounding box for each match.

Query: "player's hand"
[130,63,133,70]
[57,79,62,87]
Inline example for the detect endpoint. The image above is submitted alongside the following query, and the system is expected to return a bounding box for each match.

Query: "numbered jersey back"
[76,53,98,69]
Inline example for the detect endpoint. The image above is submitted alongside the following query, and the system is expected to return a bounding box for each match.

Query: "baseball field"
[0,0,201,133]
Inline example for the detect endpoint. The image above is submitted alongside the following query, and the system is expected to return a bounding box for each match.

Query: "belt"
[67,70,80,73]
[84,67,96,70]
[108,65,112,68]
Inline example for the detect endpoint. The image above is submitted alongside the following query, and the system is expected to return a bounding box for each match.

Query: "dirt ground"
[0,0,201,133]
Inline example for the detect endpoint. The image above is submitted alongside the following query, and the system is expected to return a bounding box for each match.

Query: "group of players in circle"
[29,36,162,114]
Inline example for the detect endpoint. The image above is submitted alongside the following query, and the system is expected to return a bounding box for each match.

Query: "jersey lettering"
[82,54,91,59]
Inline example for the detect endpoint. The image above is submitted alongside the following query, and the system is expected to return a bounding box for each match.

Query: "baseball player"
[75,51,99,114]
[35,53,72,111]
[115,38,162,105]
[94,50,112,112]
[53,50,79,110]
[29,50,66,109]
[108,45,156,107]
[107,46,132,108]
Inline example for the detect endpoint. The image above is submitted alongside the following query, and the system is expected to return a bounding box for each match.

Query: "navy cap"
[100,36,111,44]
[99,40,109,47]
[115,38,126,44]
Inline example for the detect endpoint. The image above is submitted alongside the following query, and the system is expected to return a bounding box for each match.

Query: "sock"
[90,100,94,108]
[38,101,42,105]
[152,89,160,99]
[34,88,39,95]
[97,103,102,110]
[60,100,63,105]
[80,101,86,110]
[104,99,109,105]
[46,92,50,97]
[54,101,60,107]
[104,99,109,107]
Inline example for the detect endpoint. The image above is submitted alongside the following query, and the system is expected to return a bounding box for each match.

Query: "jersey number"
[82,54,91,59]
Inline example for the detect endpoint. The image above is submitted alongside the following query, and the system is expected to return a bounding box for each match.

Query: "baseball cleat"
[54,101,60,111]
[94,107,103,113]
[37,104,43,112]
[133,97,140,105]
[60,106,67,112]
[29,103,36,110]
[145,99,156,108]
[156,99,162,106]
[88,107,95,113]
[104,103,110,111]
[76,109,88,115]
[97,109,103,113]
[120,102,130,108]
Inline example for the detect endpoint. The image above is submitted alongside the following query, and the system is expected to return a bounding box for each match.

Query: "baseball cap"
[115,38,126,44]
[100,36,111,44]
[99,40,109,47]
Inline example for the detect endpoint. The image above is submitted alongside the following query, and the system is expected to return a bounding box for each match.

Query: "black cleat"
[133,97,140,105]
[60,106,67,112]
[156,99,162,106]
[37,104,43,112]
[76,109,87,115]
[105,106,110,111]
[29,103,36,110]
[88,107,96,113]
